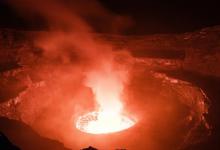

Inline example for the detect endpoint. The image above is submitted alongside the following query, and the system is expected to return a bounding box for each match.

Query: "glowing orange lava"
[76,110,135,134]
[75,60,136,134]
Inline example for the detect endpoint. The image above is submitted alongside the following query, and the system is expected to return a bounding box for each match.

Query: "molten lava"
[75,61,136,134]
[76,111,135,134]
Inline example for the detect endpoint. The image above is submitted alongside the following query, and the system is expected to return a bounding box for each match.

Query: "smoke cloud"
[5,0,134,148]
[1,0,210,150]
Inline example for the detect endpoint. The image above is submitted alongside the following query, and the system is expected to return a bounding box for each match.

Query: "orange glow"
[76,61,136,134]
[76,111,135,134]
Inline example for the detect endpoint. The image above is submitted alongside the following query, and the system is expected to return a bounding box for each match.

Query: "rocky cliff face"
[99,26,220,77]
[0,26,220,77]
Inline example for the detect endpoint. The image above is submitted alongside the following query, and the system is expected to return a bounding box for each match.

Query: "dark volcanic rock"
[0,117,71,150]
[81,146,98,150]
[0,132,20,150]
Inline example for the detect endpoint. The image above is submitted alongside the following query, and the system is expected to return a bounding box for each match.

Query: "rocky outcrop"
[0,117,71,150]
[0,26,220,77]
[0,131,21,150]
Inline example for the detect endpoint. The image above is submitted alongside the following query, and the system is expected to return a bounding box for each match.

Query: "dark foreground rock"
[0,117,71,150]
[81,146,98,150]
[0,132,20,150]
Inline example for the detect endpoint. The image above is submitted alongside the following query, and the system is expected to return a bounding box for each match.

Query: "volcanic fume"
[76,59,136,134]
[9,0,136,134]
[0,0,211,150]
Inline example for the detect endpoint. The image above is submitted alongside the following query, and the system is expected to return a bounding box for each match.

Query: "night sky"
[0,0,220,34]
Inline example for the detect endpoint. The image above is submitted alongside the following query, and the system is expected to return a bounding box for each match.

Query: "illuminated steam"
[0,0,210,149]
